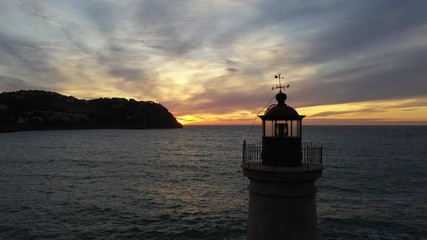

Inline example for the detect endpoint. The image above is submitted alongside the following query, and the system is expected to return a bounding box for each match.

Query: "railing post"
[243,140,246,164]
[249,145,252,163]
[320,146,323,166]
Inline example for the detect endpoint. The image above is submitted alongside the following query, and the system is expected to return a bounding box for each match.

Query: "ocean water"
[0,126,426,239]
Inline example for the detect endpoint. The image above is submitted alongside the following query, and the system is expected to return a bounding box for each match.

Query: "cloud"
[0,75,33,91]
[0,0,426,124]
[226,68,239,73]
[109,67,144,82]
[0,33,69,90]
[253,0,427,62]
[310,108,383,118]
[290,47,427,108]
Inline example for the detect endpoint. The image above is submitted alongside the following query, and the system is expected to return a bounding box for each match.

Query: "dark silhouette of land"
[0,90,182,132]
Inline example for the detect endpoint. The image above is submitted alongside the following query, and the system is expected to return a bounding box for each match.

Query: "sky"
[0,0,426,125]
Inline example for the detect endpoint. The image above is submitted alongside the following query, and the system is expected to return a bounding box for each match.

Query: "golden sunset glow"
[178,110,254,125]
[175,97,427,125]
[298,97,427,125]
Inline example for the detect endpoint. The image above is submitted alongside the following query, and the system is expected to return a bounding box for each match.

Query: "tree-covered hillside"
[0,90,182,132]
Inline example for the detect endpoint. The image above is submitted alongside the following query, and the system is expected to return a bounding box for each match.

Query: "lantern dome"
[262,92,304,120]
[265,104,299,117]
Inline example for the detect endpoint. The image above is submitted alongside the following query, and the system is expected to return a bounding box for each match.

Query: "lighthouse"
[242,74,323,240]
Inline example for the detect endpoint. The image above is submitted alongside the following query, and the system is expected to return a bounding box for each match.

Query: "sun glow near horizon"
[176,96,427,126]
[297,97,427,124]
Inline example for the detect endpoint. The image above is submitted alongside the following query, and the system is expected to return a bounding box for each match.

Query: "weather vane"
[272,73,290,92]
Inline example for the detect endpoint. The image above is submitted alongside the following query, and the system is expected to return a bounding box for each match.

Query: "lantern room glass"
[263,119,301,138]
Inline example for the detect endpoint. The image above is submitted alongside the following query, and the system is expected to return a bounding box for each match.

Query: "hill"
[0,90,182,132]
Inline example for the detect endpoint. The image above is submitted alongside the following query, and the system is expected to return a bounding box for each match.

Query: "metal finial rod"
[272,73,290,92]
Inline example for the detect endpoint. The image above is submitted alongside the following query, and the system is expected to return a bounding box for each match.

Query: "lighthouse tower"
[242,74,323,240]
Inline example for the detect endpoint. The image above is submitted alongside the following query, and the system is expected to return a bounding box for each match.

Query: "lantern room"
[259,91,305,167]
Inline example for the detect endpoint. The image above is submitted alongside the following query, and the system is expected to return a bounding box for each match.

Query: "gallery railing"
[242,141,323,168]
[242,141,262,166]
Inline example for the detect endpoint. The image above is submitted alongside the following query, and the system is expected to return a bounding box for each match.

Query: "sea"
[0,125,426,240]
